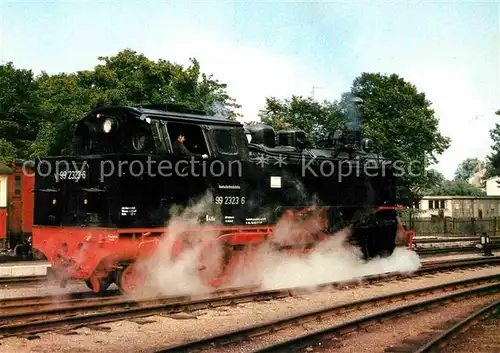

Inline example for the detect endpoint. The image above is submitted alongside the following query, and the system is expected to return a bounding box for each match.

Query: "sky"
[0,0,499,179]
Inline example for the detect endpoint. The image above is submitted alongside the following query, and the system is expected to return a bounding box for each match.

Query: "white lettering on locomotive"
[214,195,246,205]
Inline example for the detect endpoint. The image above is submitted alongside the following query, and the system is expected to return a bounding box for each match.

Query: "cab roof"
[86,104,243,128]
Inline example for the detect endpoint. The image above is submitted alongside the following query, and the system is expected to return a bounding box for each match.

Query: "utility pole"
[311,86,321,100]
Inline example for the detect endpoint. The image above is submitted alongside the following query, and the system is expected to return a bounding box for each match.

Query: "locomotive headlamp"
[103,118,117,133]
[361,138,374,152]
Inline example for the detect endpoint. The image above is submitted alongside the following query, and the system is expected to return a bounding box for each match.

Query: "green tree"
[454,157,482,181]
[29,72,101,156]
[422,168,485,196]
[258,73,451,197]
[76,49,240,117]
[0,138,18,165]
[15,48,241,157]
[420,169,446,195]
[258,95,344,144]
[347,73,450,176]
[425,179,485,196]
[0,62,42,160]
[484,110,500,178]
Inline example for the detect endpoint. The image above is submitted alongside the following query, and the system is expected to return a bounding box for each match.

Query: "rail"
[412,298,500,352]
[153,274,500,352]
[1,256,498,338]
[251,282,499,353]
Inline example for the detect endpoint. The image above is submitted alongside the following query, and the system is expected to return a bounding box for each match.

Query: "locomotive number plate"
[58,169,87,181]
[214,195,246,205]
[54,161,89,182]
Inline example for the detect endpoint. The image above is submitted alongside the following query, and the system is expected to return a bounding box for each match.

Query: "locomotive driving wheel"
[197,239,238,288]
[85,276,111,294]
[115,262,147,295]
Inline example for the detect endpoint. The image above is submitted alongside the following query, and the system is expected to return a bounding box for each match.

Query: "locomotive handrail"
[33,188,60,192]
[140,232,152,241]
[81,188,107,193]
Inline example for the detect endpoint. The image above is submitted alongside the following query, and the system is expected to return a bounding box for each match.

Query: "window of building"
[427,199,446,209]
[14,176,21,196]
[213,129,238,155]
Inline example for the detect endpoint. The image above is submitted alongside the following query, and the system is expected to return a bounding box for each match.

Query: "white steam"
[122,193,421,298]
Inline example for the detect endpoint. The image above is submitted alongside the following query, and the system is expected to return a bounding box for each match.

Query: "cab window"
[214,129,238,155]
[166,122,209,155]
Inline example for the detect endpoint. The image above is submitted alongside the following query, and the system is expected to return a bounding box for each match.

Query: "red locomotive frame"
[33,205,414,295]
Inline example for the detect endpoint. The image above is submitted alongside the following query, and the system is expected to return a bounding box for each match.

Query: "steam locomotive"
[31,99,412,294]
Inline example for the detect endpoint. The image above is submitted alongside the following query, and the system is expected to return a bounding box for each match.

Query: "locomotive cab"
[34,104,253,231]
[73,104,250,161]
[74,108,156,155]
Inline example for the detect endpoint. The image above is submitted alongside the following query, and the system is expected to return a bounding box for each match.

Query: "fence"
[402,216,500,236]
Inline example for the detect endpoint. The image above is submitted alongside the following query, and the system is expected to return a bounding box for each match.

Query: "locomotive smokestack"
[337,95,364,152]
[345,96,363,133]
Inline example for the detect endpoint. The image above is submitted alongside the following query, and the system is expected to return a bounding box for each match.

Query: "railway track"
[417,244,500,256]
[413,298,500,353]
[0,256,498,340]
[0,256,497,311]
[154,274,500,353]
[414,236,500,244]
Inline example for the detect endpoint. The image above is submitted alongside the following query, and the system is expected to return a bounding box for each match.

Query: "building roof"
[484,175,500,183]
[0,162,13,175]
[421,195,500,200]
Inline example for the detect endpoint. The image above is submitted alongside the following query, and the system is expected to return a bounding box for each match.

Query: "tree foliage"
[0,62,42,161]
[422,169,447,193]
[349,73,450,161]
[454,157,482,181]
[422,168,485,196]
[0,49,240,159]
[426,179,486,196]
[0,138,18,165]
[484,110,500,179]
[258,96,344,144]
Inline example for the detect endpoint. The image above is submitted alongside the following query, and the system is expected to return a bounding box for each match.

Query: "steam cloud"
[343,94,363,132]
[125,192,421,298]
